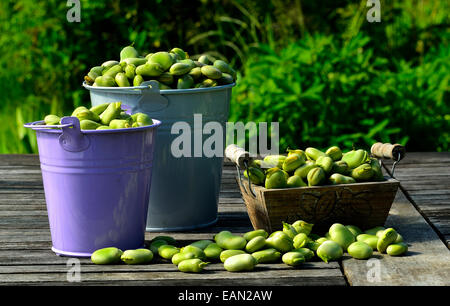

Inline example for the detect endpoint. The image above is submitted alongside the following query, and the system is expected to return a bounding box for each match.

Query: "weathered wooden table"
[0,153,449,286]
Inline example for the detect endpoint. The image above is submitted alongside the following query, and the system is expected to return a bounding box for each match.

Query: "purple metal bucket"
[24,116,161,257]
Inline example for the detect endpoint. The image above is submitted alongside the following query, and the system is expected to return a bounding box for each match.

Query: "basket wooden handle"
[371,142,406,161]
[225,144,253,169]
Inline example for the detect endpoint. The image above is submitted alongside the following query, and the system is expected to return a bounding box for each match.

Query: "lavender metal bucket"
[24,116,161,257]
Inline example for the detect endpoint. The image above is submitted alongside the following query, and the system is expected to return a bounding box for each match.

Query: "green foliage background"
[0,0,448,153]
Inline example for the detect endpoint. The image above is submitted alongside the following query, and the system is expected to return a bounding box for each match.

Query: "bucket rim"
[24,118,162,134]
[82,81,235,95]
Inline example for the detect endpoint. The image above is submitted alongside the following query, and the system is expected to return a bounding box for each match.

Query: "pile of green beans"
[245,146,386,189]
[43,102,153,130]
[90,221,408,271]
[84,46,236,89]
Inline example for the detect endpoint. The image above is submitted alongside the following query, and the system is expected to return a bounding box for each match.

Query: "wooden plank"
[342,191,450,286]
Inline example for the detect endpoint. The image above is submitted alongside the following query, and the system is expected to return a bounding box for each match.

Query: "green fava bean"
[345,225,363,237]
[120,45,139,61]
[169,63,191,75]
[178,59,196,69]
[219,250,247,263]
[292,220,314,235]
[131,112,153,127]
[245,236,266,253]
[115,72,130,87]
[329,223,355,251]
[76,110,100,122]
[265,167,287,189]
[224,254,257,272]
[91,247,123,265]
[265,232,293,252]
[325,146,343,161]
[101,60,120,69]
[190,240,214,250]
[80,119,101,130]
[331,161,349,175]
[90,66,104,76]
[365,226,385,236]
[44,115,60,125]
[90,103,109,116]
[282,153,306,172]
[204,243,223,260]
[109,119,131,129]
[244,167,265,185]
[347,241,373,259]
[103,64,123,78]
[287,175,307,188]
[172,252,197,265]
[294,162,318,179]
[370,158,384,181]
[149,239,168,254]
[356,234,379,250]
[395,233,404,243]
[307,167,326,186]
[305,241,321,252]
[293,233,309,249]
[386,242,408,256]
[292,248,314,261]
[305,147,327,161]
[120,57,147,67]
[188,67,202,80]
[94,75,116,87]
[351,163,374,181]
[96,126,110,130]
[201,65,222,79]
[196,78,217,88]
[213,59,232,74]
[214,231,247,250]
[316,237,328,245]
[198,54,212,65]
[263,155,287,168]
[124,64,136,80]
[282,252,305,267]
[177,74,194,89]
[99,102,122,125]
[218,73,234,85]
[243,229,268,242]
[149,52,174,71]
[377,228,398,253]
[329,173,356,185]
[282,222,299,239]
[136,62,164,77]
[178,258,208,273]
[251,248,281,264]
[151,235,177,245]
[316,240,343,263]
[180,245,206,260]
[315,155,334,173]
[342,149,370,169]
[133,75,144,86]
[287,149,307,159]
[157,72,174,85]
[170,48,187,60]
[158,245,180,260]
[121,249,153,265]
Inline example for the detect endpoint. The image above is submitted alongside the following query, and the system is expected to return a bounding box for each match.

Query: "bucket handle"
[133,80,170,113]
[24,117,90,153]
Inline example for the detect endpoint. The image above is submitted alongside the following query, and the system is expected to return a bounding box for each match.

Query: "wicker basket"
[226,142,405,234]
[238,177,399,233]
